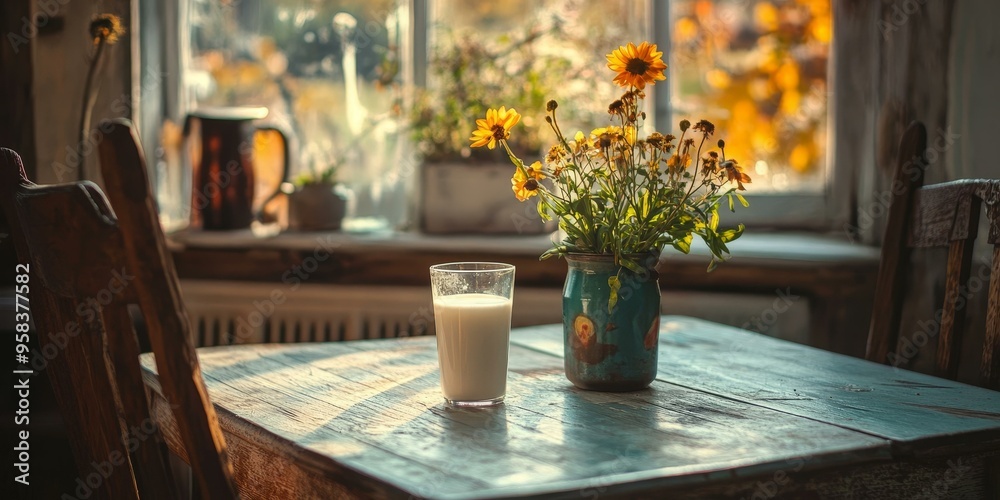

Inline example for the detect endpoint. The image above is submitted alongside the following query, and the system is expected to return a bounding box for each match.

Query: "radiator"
[179,280,563,347]
[179,280,809,347]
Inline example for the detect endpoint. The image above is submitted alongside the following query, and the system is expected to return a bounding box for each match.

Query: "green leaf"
[537,200,552,221]
[735,193,750,208]
[620,257,645,275]
[607,275,621,312]
[671,233,693,254]
[727,193,735,212]
[540,246,566,260]
[709,210,720,231]
[719,223,745,243]
[706,259,720,273]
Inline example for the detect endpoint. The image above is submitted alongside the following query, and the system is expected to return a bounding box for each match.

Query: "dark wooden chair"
[0,120,239,499]
[866,121,1000,389]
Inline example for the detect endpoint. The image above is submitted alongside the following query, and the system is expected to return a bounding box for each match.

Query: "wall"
[949,0,1000,181]
[31,0,132,185]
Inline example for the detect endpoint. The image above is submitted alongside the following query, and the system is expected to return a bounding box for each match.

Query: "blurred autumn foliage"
[671,0,831,192]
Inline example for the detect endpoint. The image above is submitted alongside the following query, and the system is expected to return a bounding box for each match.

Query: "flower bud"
[679,119,690,132]
[545,116,553,124]
[546,100,558,111]
[718,139,726,149]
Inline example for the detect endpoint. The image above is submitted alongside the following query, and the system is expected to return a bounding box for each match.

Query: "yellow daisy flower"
[511,166,540,202]
[469,106,521,150]
[606,41,667,90]
[526,161,546,181]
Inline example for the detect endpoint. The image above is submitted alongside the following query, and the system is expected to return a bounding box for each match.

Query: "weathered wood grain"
[1,122,239,500]
[937,236,977,380]
[97,120,239,499]
[139,323,1000,499]
[866,122,927,366]
[909,180,989,248]
[983,187,1000,389]
[100,303,177,499]
[984,245,1000,389]
[1,149,140,500]
[513,317,1000,453]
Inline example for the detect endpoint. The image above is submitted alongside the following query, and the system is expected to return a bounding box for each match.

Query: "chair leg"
[982,246,1000,390]
[938,238,977,379]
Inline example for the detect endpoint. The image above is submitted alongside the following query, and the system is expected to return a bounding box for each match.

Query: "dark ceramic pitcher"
[185,107,289,230]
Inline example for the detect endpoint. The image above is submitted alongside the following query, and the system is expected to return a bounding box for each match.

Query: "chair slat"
[100,303,179,499]
[97,120,239,499]
[866,122,927,365]
[984,246,1000,389]
[936,235,979,379]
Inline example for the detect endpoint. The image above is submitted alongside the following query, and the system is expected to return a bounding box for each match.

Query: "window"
[147,0,834,231]
[181,0,408,230]
[669,0,834,229]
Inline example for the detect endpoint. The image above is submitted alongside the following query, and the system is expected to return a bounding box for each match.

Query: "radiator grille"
[179,280,809,347]
[179,280,562,347]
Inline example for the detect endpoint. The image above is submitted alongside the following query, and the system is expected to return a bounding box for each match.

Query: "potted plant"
[471,41,752,391]
[411,26,588,235]
[286,164,349,231]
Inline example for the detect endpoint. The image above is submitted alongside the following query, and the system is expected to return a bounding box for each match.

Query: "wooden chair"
[0,120,239,499]
[866,121,1000,389]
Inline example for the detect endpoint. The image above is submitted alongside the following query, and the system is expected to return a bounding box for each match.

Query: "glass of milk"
[429,262,515,407]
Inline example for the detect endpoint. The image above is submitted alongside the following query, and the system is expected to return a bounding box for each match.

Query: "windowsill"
[167,227,879,268]
[168,227,879,299]
[167,228,879,357]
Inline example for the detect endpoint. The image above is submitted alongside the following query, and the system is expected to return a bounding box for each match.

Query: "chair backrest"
[866,121,1000,389]
[0,120,239,499]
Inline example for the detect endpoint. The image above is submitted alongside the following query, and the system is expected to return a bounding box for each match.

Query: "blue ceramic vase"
[562,253,661,391]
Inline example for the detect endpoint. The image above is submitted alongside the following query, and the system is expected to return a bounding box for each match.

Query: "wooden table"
[141,317,1000,499]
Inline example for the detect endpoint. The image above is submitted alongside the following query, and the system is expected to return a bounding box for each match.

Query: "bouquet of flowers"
[472,42,750,278]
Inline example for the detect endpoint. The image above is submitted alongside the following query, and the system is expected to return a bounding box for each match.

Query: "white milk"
[433,293,512,402]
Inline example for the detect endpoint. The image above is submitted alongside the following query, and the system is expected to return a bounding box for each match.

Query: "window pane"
[670,0,831,193]
[185,0,408,228]
[425,0,650,159]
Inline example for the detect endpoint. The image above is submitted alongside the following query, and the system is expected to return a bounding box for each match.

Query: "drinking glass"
[429,262,515,407]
